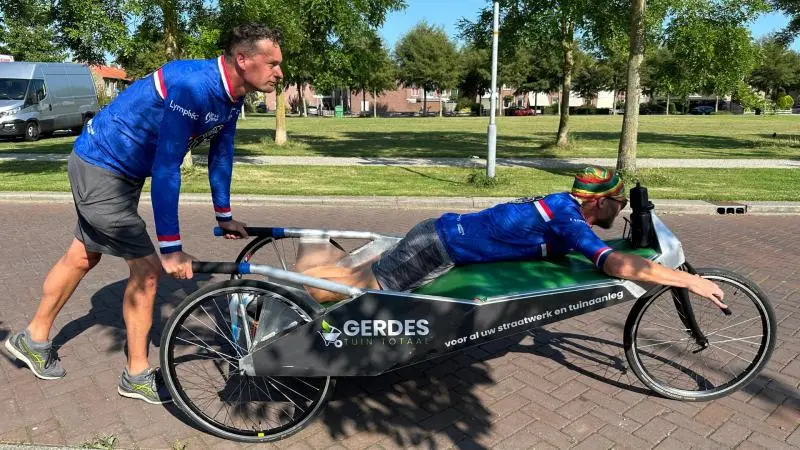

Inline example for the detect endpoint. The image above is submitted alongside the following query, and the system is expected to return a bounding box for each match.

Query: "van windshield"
[0,78,31,100]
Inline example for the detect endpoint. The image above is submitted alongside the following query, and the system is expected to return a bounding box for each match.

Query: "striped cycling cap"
[571,166,626,200]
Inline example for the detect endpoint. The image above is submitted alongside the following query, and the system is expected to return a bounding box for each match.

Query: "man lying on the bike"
[300,166,726,308]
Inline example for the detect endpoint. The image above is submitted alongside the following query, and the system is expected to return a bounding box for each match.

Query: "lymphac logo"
[169,100,199,120]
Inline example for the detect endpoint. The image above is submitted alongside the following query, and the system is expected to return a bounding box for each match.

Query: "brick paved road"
[0,203,797,449]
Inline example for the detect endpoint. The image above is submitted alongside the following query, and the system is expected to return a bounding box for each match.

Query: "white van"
[0,62,98,141]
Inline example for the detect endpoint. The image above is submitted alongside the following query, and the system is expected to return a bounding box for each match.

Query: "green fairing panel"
[413,239,659,300]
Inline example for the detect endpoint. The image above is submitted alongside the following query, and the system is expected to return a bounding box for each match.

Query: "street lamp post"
[487,0,500,178]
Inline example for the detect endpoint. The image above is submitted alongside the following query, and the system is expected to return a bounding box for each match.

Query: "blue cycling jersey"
[74,56,243,254]
[435,192,614,268]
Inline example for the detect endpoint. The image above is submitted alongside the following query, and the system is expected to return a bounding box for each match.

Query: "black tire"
[71,114,91,135]
[624,268,776,401]
[24,121,39,141]
[160,279,334,442]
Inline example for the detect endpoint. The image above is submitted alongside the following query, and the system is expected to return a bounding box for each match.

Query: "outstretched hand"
[688,276,727,310]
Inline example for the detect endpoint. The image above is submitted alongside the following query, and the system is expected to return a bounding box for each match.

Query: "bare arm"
[603,252,727,309]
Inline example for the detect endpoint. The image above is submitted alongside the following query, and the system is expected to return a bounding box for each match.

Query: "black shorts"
[68,152,155,260]
[371,219,454,291]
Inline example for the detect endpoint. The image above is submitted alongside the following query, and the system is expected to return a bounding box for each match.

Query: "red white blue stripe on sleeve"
[152,68,167,99]
[592,246,614,268]
[535,199,554,222]
[214,206,232,222]
[157,235,182,254]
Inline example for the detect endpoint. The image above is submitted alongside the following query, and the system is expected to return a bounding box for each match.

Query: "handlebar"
[191,261,250,274]
[213,227,278,237]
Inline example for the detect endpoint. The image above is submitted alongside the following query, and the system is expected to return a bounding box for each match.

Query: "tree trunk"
[715,95,719,112]
[557,90,561,116]
[666,93,670,115]
[616,0,646,174]
[161,0,180,60]
[534,92,538,114]
[612,90,617,116]
[373,89,378,118]
[299,83,307,117]
[362,86,366,117]
[556,17,575,147]
[439,90,443,117]
[423,88,427,116]
[275,88,287,145]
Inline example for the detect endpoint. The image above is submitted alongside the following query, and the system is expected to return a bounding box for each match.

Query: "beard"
[595,216,616,229]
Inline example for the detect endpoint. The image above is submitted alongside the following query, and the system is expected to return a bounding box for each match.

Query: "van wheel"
[25,122,40,141]
[72,114,92,135]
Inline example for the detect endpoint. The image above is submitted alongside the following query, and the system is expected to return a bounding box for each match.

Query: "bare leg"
[302,264,381,303]
[122,254,161,375]
[295,240,348,273]
[28,239,102,342]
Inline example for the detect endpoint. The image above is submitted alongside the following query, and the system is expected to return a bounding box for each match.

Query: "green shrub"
[778,95,795,110]
[467,170,508,188]
[456,97,480,114]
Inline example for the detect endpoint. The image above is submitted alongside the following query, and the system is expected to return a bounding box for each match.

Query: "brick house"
[89,65,131,100]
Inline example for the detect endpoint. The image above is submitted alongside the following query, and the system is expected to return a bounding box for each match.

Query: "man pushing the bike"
[302,167,727,310]
[5,23,283,404]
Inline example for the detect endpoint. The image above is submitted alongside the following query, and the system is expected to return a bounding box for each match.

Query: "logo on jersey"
[205,112,220,123]
[227,107,240,120]
[510,196,544,204]
[187,124,225,149]
[169,100,199,120]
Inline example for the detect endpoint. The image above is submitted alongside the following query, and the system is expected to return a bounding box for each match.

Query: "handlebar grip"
[213,227,277,237]
[192,261,246,274]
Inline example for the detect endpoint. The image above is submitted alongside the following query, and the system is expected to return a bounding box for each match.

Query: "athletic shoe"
[117,366,173,405]
[4,329,66,380]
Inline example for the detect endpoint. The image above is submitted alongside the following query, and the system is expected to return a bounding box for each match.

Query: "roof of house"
[91,65,130,81]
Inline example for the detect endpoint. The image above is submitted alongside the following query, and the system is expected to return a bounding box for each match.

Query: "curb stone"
[0,192,799,215]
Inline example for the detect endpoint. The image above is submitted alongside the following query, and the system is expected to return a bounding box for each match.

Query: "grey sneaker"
[4,329,66,380]
[118,367,173,405]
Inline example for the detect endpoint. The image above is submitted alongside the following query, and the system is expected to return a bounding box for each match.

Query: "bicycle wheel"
[624,268,776,401]
[160,279,334,442]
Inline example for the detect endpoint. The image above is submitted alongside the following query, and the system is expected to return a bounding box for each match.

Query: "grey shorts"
[68,153,155,260]
[371,219,454,292]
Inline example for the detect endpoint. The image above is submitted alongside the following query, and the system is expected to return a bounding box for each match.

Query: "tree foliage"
[394,22,459,113]
[0,0,66,62]
[748,37,800,100]
[666,14,759,99]
[768,0,800,45]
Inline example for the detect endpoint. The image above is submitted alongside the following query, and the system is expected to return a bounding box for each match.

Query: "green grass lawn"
[1,160,796,201]
[1,115,799,159]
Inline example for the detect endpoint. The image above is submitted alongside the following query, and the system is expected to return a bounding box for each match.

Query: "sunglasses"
[607,197,628,209]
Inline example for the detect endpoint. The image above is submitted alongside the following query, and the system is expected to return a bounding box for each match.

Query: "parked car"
[507,105,535,116]
[0,62,98,141]
[255,101,267,113]
[690,105,715,115]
